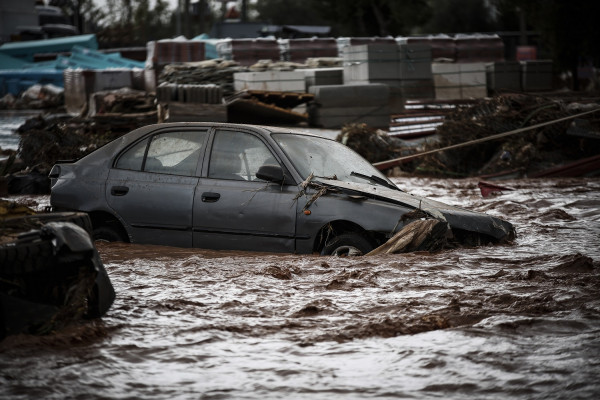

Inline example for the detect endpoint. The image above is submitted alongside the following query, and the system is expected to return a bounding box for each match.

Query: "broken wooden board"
[227,98,307,125]
[240,90,314,109]
[367,219,448,255]
[161,101,227,123]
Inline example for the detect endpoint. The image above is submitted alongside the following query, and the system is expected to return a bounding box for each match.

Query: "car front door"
[193,129,299,252]
[106,129,208,247]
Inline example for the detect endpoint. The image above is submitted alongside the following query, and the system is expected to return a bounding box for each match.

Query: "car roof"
[136,122,324,139]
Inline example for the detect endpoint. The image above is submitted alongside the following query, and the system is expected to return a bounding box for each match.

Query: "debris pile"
[159,58,343,98]
[159,59,248,97]
[1,111,155,195]
[88,88,155,116]
[248,60,307,71]
[367,219,448,255]
[0,84,64,110]
[414,93,600,177]
[336,123,407,163]
[0,211,116,338]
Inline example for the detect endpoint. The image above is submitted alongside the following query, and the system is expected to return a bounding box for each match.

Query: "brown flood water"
[1,177,599,399]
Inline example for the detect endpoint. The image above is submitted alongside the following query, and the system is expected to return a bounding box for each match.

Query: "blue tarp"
[0,34,98,62]
[0,38,144,96]
[0,53,30,70]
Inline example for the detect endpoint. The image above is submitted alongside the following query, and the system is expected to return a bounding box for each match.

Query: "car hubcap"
[332,245,363,257]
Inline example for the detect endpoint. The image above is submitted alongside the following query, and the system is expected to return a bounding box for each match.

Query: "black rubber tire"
[321,233,374,256]
[93,225,127,242]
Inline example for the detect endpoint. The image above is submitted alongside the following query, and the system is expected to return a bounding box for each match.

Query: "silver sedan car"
[50,123,515,255]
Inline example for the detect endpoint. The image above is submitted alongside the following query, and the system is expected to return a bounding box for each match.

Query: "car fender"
[295,192,416,253]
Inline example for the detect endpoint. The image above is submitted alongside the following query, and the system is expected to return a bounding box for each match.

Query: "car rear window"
[115,131,207,176]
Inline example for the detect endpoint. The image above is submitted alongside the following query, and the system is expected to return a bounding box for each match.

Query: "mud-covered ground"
[1,177,599,399]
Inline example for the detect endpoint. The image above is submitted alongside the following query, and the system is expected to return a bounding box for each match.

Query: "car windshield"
[272,133,394,187]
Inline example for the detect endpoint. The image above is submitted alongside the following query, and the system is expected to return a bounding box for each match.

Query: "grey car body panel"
[193,178,298,252]
[106,169,199,247]
[293,192,415,254]
[315,179,514,240]
[50,122,515,253]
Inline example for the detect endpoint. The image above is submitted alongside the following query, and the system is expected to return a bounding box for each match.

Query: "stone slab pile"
[308,83,390,128]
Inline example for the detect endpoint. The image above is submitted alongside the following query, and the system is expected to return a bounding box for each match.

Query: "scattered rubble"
[1,108,156,194]
[407,93,600,177]
[159,59,248,97]
[0,84,64,110]
[88,88,155,116]
[0,211,116,338]
[367,219,448,255]
[336,123,407,163]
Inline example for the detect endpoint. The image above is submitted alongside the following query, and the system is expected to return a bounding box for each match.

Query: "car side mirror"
[256,164,285,184]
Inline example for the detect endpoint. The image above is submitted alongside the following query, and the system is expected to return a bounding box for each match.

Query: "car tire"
[321,233,374,257]
[93,225,127,242]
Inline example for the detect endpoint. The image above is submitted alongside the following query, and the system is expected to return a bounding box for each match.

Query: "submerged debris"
[367,219,448,255]
[336,123,407,163]
[415,93,600,177]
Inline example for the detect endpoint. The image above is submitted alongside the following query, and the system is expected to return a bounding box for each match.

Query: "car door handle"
[111,186,129,196]
[201,192,220,202]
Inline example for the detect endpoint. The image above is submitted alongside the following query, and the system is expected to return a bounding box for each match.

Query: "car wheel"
[321,233,373,257]
[93,225,127,242]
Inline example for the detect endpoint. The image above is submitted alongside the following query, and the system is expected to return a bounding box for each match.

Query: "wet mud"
[1,177,599,399]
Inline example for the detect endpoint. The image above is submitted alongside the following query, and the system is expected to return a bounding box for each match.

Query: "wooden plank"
[165,101,227,122]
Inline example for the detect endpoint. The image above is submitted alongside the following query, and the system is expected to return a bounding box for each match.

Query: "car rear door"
[192,128,299,252]
[106,129,208,247]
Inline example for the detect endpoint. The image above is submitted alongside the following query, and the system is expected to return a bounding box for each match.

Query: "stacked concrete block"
[343,44,400,85]
[398,43,434,99]
[217,38,281,66]
[398,43,432,80]
[156,83,225,123]
[286,38,338,63]
[145,40,206,91]
[486,61,521,93]
[308,84,390,128]
[459,63,487,98]
[233,71,305,93]
[398,35,456,61]
[147,40,206,66]
[337,37,396,58]
[156,83,222,104]
[432,63,487,100]
[520,60,553,91]
[399,79,436,100]
[301,68,343,91]
[343,43,434,101]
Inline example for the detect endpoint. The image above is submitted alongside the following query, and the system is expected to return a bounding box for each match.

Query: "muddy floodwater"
[1,177,600,399]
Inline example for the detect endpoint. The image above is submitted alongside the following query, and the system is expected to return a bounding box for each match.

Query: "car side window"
[115,138,148,171]
[209,130,278,181]
[115,131,207,176]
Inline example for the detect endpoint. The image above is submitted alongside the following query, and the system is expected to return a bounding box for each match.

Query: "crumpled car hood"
[316,179,516,241]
